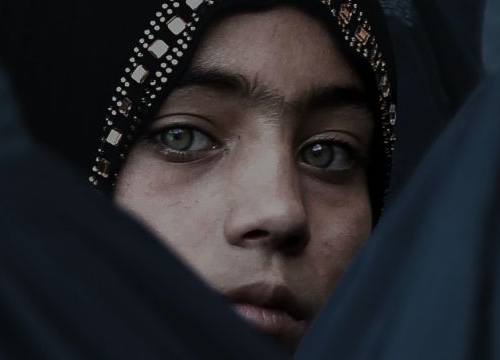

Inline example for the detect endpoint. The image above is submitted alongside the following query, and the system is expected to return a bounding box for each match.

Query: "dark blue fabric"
[1,1,496,358]
[296,71,500,360]
[0,59,22,144]
[380,0,412,26]
[411,0,485,111]
[384,0,486,196]
[0,61,287,359]
[483,0,500,72]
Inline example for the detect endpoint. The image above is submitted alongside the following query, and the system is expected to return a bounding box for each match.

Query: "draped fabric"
[0,60,22,143]
[0,0,162,172]
[1,0,498,359]
[384,0,486,196]
[2,64,499,360]
[296,70,500,360]
[0,1,396,357]
[0,61,287,359]
[483,0,500,72]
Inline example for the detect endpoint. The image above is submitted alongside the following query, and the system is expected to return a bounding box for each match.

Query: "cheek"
[301,178,372,295]
[115,146,373,308]
[114,149,226,271]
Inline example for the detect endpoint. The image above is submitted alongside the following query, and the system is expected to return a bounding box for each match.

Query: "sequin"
[186,0,203,10]
[131,65,149,84]
[167,17,187,35]
[118,97,133,117]
[106,129,123,146]
[355,26,370,45]
[95,158,111,178]
[339,3,353,23]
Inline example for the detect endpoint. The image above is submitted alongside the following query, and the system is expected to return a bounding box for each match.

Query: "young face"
[115,6,373,351]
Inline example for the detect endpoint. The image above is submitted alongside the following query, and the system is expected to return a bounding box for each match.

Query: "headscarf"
[0,0,397,219]
[0,60,288,359]
[380,0,486,196]
[2,52,499,360]
[296,70,500,359]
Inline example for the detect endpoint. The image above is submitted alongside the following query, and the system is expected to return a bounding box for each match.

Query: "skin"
[115,6,373,351]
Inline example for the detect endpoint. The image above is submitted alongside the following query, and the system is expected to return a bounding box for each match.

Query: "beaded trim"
[89,0,214,187]
[322,0,397,200]
[89,0,396,193]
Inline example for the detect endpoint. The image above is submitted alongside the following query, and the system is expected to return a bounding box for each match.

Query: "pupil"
[311,144,324,157]
[165,128,192,150]
[307,143,333,167]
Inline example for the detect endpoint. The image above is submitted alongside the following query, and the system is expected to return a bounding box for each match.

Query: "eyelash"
[144,125,365,170]
[300,136,363,160]
[143,126,216,161]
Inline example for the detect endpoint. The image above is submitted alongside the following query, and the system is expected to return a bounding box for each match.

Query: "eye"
[300,141,353,170]
[157,127,213,152]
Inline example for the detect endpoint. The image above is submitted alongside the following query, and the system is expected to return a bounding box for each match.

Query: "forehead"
[189,6,364,100]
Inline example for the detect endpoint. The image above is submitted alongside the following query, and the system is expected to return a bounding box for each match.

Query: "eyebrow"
[176,65,283,108]
[175,65,370,112]
[177,66,246,92]
[305,84,369,112]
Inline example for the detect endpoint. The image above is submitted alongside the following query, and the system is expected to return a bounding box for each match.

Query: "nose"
[223,144,310,254]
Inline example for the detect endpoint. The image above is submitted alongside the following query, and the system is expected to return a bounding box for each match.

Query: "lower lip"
[232,303,299,335]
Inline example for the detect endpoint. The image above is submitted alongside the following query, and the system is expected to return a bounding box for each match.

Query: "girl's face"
[115,6,373,351]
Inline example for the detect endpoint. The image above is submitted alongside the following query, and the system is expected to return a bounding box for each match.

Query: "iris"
[159,127,213,152]
[301,142,352,170]
[161,128,193,151]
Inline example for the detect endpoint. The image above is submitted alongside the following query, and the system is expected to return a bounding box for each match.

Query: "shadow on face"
[115,5,373,352]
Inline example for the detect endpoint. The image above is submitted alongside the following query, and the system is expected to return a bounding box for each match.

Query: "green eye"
[300,142,353,170]
[158,127,213,152]
[160,128,194,151]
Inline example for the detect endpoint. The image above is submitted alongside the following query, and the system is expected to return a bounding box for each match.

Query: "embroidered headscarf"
[0,0,396,218]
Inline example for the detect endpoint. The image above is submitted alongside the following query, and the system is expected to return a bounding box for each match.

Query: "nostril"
[280,235,308,255]
[286,236,302,247]
[245,229,270,239]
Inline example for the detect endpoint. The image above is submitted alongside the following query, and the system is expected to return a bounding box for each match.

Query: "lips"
[225,282,310,348]
[232,302,298,334]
